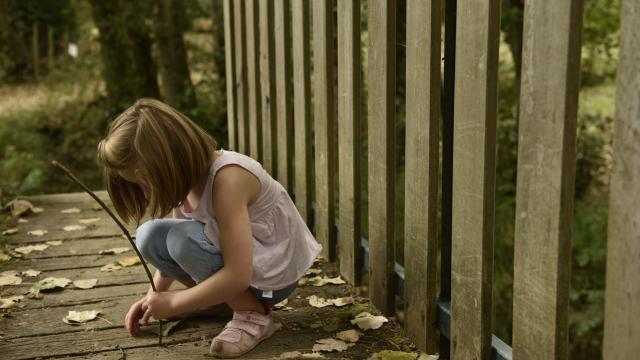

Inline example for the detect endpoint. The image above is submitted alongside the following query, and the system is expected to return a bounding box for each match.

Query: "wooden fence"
[222,0,639,359]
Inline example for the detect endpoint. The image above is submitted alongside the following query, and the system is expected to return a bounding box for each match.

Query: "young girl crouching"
[96,98,322,358]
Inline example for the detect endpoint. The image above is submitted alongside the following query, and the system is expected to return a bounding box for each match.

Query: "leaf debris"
[2,228,18,235]
[18,218,29,223]
[100,263,123,272]
[27,229,48,236]
[307,295,354,308]
[336,329,363,343]
[63,310,100,325]
[22,269,41,277]
[28,277,72,298]
[63,225,86,231]
[78,217,100,224]
[117,256,141,267]
[73,279,98,289]
[46,240,63,246]
[99,247,130,255]
[14,244,49,255]
[350,312,389,331]
[0,272,22,286]
[61,207,81,214]
[299,275,347,287]
[6,199,34,217]
[0,295,24,309]
[312,338,355,352]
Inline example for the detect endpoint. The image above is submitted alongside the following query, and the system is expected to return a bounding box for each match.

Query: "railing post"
[245,0,262,162]
[450,0,500,358]
[222,0,237,150]
[259,0,276,173]
[603,0,640,358]
[233,0,248,153]
[512,0,584,358]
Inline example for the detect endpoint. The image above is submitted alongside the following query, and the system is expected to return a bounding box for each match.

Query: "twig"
[51,160,163,346]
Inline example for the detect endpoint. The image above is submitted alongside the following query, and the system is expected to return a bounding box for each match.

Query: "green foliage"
[582,0,621,85]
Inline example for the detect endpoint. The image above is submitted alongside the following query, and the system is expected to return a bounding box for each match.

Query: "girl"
[97,98,322,358]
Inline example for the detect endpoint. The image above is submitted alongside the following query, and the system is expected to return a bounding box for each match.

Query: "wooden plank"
[450,0,500,358]
[233,0,248,153]
[313,0,337,261]
[7,237,137,259]
[222,0,237,150]
[603,0,640,358]
[511,0,584,359]
[404,0,441,353]
[274,0,293,190]
[337,0,362,285]
[259,0,277,174]
[367,0,396,315]
[245,0,262,162]
[292,1,313,224]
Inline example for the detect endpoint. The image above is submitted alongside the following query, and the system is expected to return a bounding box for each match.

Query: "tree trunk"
[89,0,159,111]
[153,0,196,112]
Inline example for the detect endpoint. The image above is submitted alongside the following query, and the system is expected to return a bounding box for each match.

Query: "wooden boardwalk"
[0,192,412,359]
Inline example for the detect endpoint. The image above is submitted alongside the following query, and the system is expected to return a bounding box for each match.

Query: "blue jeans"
[135,219,297,305]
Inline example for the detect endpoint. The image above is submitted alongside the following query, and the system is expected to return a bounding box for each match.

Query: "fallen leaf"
[304,268,323,276]
[368,351,439,360]
[278,351,326,359]
[0,249,11,261]
[0,295,24,309]
[312,338,355,352]
[14,244,49,254]
[27,229,48,236]
[18,218,29,223]
[0,274,22,286]
[117,257,141,267]
[92,205,103,211]
[1,270,18,276]
[336,329,363,343]
[61,207,81,214]
[100,263,122,272]
[78,217,100,224]
[2,228,18,235]
[46,240,63,246]
[307,295,354,308]
[63,225,86,231]
[99,247,130,255]
[31,207,44,213]
[274,298,294,311]
[63,310,100,325]
[151,320,182,336]
[6,199,33,217]
[350,312,388,331]
[73,279,98,289]
[300,276,347,287]
[28,277,72,298]
[22,269,41,277]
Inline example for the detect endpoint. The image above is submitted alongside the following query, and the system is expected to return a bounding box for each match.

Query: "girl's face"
[119,168,150,200]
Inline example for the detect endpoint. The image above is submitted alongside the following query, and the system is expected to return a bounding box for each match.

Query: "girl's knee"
[166,221,195,263]
[135,220,163,258]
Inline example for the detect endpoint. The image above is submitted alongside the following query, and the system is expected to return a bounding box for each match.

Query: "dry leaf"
[63,310,100,325]
[0,295,24,309]
[274,298,294,311]
[78,217,100,224]
[117,257,141,267]
[6,199,33,217]
[0,274,22,286]
[278,351,326,359]
[46,240,63,246]
[27,229,48,236]
[99,247,130,255]
[336,329,363,343]
[31,207,44,213]
[2,228,18,235]
[28,277,72,297]
[307,295,333,308]
[100,263,122,272]
[1,270,18,276]
[73,279,98,289]
[150,319,182,336]
[304,268,323,276]
[312,338,355,352]
[301,276,346,287]
[63,225,86,231]
[14,244,49,255]
[22,269,41,277]
[18,218,29,223]
[61,207,81,214]
[350,312,388,331]
[368,351,439,360]
[0,249,11,261]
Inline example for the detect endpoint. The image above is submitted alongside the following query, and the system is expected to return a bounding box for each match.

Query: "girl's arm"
[153,165,259,316]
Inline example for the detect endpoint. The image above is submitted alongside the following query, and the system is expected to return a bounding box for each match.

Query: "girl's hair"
[97,98,217,223]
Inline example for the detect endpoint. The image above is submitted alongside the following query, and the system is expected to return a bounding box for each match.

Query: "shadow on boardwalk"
[0,192,412,359]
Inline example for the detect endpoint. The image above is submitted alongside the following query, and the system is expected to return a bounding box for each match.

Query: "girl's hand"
[124,296,152,337]
[143,291,178,321]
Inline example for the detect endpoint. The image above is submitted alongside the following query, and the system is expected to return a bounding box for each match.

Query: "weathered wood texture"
[337,0,362,286]
[313,0,337,261]
[511,0,584,358]
[222,0,237,150]
[233,0,248,153]
[274,0,294,191]
[259,0,277,174]
[450,0,500,358]
[367,0,396,316]
[404,0,441,353]
[603,0,640,358]
[245,0,262,162]
[292,1,313,224]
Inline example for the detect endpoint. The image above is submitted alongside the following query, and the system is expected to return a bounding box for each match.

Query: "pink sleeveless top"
[178,150,322,291]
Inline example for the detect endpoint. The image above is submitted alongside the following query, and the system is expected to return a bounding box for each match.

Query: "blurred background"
[0,1,618,358]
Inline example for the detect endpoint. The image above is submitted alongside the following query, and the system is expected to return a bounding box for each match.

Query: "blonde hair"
[97,98,217,223]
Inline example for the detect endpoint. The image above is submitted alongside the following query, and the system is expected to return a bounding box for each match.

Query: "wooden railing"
[222,1,640,359]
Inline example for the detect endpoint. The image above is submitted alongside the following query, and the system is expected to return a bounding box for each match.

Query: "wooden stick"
[51,160,164,346]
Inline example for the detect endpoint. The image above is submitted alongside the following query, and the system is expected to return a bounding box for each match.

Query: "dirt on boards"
[0,192,419,360]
